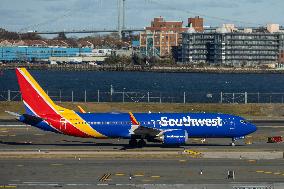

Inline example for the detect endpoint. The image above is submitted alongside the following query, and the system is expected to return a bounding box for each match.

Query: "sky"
[0,0,283,32]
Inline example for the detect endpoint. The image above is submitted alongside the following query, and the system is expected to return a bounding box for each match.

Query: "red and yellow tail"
[16,68,59,116]
[15,68,105,138]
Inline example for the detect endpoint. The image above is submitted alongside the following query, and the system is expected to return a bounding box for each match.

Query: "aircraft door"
[60,118,67,130]
[228,117,235,131]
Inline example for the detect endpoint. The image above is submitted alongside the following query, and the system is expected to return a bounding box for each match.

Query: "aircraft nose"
[250,123,257,134]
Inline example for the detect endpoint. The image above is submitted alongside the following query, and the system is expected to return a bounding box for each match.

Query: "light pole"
[123,88,126,103]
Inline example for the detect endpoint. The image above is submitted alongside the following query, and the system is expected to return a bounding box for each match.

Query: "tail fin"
[16,68,59,116]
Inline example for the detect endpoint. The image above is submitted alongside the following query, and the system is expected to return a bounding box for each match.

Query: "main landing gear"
[138,139,146,147]
[129,139,146,147]
[129,139,137,146]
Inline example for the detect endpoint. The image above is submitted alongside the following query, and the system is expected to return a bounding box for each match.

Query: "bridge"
[21,0,283,39]
[25,0,144,38]
[33,28,145,35]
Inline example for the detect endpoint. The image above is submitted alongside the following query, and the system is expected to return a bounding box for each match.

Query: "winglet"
[77,106,86,113]
[129,112,140,126]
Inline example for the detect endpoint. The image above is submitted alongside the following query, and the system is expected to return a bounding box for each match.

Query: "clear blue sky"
[0,0,283,32]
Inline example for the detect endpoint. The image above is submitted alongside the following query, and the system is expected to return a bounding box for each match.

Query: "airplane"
[7,68,257,147]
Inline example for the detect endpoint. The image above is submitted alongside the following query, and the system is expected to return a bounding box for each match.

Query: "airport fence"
[2,90,284,104]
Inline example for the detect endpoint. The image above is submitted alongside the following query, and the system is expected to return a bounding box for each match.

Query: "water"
[1,70,284,103]
[1,70,284,93]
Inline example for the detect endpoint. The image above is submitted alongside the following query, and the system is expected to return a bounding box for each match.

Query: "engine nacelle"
[162,130,188,145]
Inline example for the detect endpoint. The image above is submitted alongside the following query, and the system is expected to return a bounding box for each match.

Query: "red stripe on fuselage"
[16,69,91,138]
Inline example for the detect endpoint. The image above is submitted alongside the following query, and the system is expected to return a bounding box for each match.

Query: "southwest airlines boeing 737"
[7,68,257,147]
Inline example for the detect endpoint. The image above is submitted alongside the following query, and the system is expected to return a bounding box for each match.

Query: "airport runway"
[0,120,283,188]
[0,158,284,188]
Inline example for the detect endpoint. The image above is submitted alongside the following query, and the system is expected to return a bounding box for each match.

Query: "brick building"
[188,16,204,32]
[140,17,188,57]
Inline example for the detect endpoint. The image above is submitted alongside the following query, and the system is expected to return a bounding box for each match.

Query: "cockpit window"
[240,120,248,124]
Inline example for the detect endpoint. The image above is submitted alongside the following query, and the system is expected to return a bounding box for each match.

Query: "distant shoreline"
[1,63,284,74]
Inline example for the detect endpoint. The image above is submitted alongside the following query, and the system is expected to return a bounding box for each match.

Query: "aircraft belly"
[34,121,60,133]
[187,126,232,138]
[90,125,131,138]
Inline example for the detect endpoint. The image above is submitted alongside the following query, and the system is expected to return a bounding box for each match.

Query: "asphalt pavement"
[0,120,283,189]
[0,158,284,188]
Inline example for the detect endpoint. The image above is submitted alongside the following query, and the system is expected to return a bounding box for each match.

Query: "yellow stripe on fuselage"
[56,106,106,138]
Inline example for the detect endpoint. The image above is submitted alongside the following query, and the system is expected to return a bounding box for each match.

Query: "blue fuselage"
[76,112,257,139]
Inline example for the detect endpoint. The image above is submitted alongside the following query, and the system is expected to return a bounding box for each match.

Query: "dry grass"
[1,101,284,120]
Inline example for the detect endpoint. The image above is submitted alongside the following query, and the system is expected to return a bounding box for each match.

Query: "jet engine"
[161,130,188,145]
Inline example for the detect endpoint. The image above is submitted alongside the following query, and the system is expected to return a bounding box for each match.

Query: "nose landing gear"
[231,138,236,146]
[230,136,245,146]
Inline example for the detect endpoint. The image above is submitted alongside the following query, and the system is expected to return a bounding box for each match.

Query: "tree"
[0,28,20,40]
[55,32,67,40]
[20,33,42,40]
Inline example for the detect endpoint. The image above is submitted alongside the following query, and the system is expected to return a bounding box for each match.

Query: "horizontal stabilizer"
[21,114,43,125]
[5,111,21,118]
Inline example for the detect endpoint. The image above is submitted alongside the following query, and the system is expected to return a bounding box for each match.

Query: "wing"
[129,112,160,138]
[133,125,161,137]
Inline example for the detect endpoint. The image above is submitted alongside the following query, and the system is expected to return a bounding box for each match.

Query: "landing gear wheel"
[231,138,236,146]
[129,139,137,147]
[137,139,146,147]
